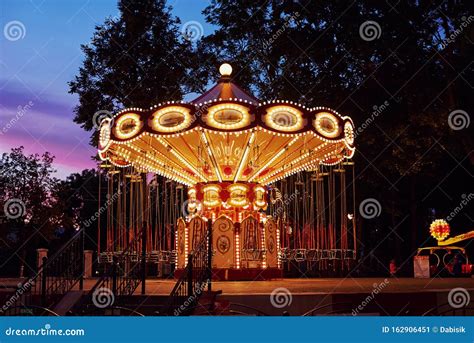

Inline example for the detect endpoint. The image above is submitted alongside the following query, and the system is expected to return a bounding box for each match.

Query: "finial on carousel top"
[219,63,232,77]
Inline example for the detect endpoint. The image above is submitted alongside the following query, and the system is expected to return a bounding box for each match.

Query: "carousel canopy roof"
[98,64,355,187]
[192,63,259,105]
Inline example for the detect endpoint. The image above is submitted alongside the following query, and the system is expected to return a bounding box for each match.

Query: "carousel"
[97,63,357,280]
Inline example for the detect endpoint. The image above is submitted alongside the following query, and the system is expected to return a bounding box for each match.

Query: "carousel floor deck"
[129,277,474,295]
[1,277,472,315]
[2,277,470,295]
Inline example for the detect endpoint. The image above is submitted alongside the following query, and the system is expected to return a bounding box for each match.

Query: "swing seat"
[307,249,321,261]
[278,248,289,262]
[305,249,315,261]
[328,249,338,260]
[98,252,114,264]
[295,249,307,262]
[285,249,293,260]
[107,252,115,263]
[129,252,139,263]
[288,249,297,261]
[148,251,160,263]
[343,249,356,260]
[242,249,265,261]
[161,250,172,262]
[154,250,164,262]
[170,250,177,264]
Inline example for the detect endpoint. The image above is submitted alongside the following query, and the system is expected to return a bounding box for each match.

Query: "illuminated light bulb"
[219,63,232,76]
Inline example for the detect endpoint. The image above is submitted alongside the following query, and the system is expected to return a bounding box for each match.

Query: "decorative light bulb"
[219,63,232,76]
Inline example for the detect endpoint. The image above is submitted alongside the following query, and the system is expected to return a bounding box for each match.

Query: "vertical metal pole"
[112,255,117,296]
[187,255,193,297]
[207,219,212,292]
[41,257,47,307]
[141,223,147,295]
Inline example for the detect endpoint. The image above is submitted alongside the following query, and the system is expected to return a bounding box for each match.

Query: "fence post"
[36,249,48,270]
[207,219,212,292]
[41,256,47,307]
[79,229,84,290]
[83,250,94,278]
[141,223,147,295]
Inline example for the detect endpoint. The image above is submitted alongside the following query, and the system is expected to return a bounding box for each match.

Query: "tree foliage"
[0,147,57,231]
[69,0,206,140]
[64,0,473,272]
[0,149,105,275]
[197,0,473,259]
[198,0,472,173]
[0,147,59,275]
[53,169,106,249]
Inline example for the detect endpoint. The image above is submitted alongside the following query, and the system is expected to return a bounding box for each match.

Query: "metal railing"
[1,229,84,316]
[163,220,212,316]
[422,302,474,316]
[85,226,147,311]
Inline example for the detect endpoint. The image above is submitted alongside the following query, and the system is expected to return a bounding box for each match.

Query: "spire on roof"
[191,63,259,105]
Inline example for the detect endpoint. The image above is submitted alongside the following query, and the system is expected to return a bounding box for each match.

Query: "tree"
[69,0,205,143]
[66,0,473,274]
[0,149,107,276]
[198,0,473,271]
[53,169,107,251]
[0,147,58,276]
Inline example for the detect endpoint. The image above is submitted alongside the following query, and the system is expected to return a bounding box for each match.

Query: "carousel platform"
[1,277,472,315]
[129,277,474,295]
[1,277,472,296]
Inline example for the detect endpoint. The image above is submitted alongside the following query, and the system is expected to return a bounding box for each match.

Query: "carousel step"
[192,290,223,315]
[53,290,84,316]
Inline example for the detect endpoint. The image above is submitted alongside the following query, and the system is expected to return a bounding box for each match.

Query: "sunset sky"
[0,0,213,178]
